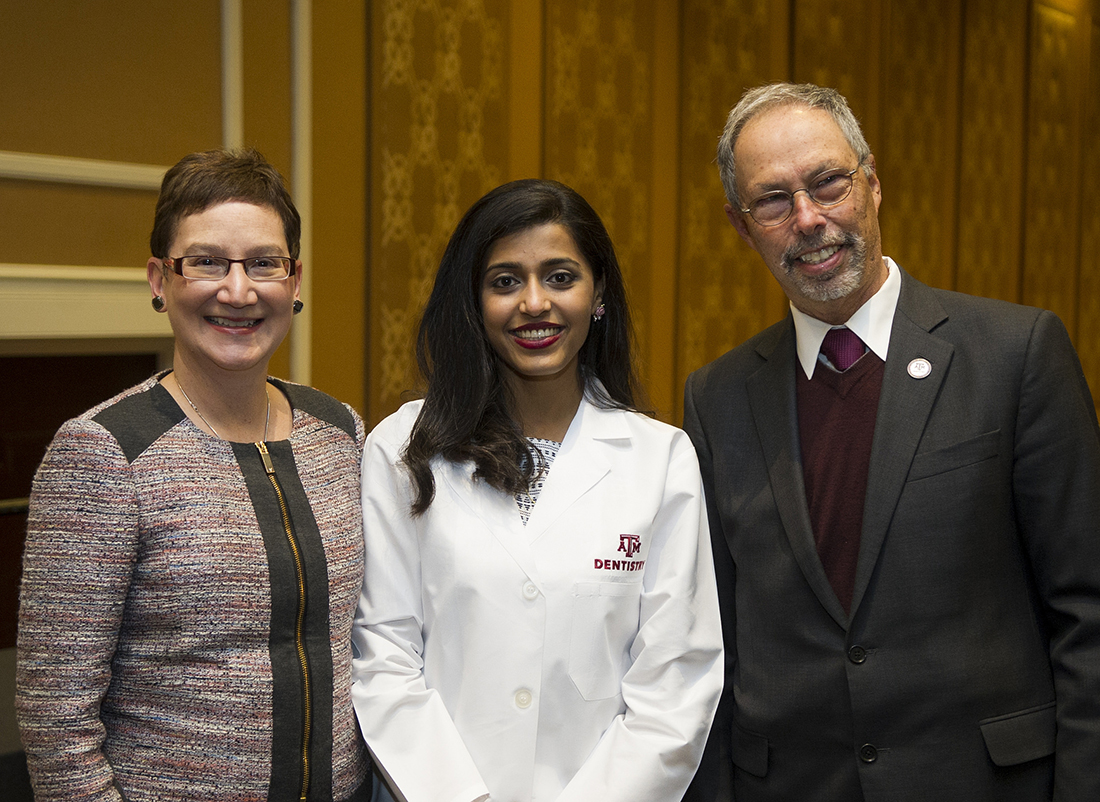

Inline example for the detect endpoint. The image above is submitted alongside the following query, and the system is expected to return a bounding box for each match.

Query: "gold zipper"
[257,441,312,801]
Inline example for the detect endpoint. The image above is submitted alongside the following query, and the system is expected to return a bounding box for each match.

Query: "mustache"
[781,231,862,271]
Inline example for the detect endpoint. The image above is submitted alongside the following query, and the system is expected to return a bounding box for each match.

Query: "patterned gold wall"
[675,0,788,414]
[955,0,1028,303]
[369,0,511,416]
[542,0,656,394]
[1023,1,1087,332]
[876,0,961,293]
[363,0,1100,425]
[1077,7,1100,397]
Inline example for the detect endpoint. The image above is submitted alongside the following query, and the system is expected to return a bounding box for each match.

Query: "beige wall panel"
[875,0,961,291]
[0,1,222,164]
[792,0,881,149]
[0,2,222,274]
[1022,3,1085,331]
[368,0,511,424]
[675,0,789,418]
[1077,21,1100,407]
[311,0,369,413]
[542,0,657,396]
[238,1,295,383]
[0,181,156,268]
[242,0,294,176]
[955,0,1028,303]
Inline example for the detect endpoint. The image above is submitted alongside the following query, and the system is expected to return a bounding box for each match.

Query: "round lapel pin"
[907,358,932,379]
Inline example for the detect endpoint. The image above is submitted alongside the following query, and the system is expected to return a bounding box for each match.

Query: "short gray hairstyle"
[717,83,872,208]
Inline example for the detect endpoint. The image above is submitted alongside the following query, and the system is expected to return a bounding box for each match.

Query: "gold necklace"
[176,377,271,442]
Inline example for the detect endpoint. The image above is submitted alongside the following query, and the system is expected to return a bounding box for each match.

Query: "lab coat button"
[859,744,878,763]
[514,689,533,709]
[848,645,867,664]
[522,582,539,600]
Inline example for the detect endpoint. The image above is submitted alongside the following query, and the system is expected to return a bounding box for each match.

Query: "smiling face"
[727,104,886,324]
[480,222,603,395]
[147,200,302,381]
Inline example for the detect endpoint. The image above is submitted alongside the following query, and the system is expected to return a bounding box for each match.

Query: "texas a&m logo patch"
[594,533,645,571]
[618,534,641,557]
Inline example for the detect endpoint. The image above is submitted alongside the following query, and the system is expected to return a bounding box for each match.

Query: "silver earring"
[293,299,304,315]
[592,303,605,322]
[151,296,166,312]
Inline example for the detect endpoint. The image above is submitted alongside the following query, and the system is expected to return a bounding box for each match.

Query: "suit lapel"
[748,320,849,627]
[850,273,953,615]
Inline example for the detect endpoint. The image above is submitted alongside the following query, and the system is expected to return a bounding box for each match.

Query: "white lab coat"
[351,394,723,802]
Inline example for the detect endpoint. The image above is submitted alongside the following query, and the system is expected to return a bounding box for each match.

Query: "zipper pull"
[256,441,275,475]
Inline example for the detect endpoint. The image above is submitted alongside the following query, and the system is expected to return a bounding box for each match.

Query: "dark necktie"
[821,327,865,371]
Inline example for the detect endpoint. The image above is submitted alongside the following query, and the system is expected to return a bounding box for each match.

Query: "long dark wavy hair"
[402,179,643,516]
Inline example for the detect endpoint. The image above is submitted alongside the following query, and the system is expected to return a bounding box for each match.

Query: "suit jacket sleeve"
[1011,310,1100,797]
[680,375,737,802]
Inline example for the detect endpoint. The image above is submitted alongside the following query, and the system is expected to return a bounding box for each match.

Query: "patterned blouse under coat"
[16,374,371,802]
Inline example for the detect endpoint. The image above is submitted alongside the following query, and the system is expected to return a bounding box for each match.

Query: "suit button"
[522,582,539,600]
[859,744,878,763]
[514,689,533,709]
[848,645,867,664]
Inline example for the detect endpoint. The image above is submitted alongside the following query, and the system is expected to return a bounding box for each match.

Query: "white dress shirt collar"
[790,257,902,379]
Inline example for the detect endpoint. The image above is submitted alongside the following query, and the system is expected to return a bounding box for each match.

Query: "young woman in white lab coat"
[351,179,723,802]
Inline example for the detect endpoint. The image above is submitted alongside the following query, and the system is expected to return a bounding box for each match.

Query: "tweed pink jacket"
[17,375,371,802]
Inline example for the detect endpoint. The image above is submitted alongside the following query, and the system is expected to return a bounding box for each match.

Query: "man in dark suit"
[683,82,1100,801]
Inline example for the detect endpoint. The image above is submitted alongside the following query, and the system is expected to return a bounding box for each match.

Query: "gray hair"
[717,83,872,207]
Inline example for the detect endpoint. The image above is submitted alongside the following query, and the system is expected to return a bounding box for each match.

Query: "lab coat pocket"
[568,580,642,700]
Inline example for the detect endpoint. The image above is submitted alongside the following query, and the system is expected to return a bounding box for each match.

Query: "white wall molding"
[0,264,172,342]
[0,150,166,190]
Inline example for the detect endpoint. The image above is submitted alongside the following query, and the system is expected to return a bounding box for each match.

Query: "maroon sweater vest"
[796,352,885,613]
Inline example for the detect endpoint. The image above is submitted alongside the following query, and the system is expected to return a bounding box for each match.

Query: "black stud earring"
[293,299,304,315]
[151,296,166,312]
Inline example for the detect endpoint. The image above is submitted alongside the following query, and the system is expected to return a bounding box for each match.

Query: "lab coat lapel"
[439,459,543,583]
[850,273,953,616]
[748,320,849,627]
[525,397,618,544]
